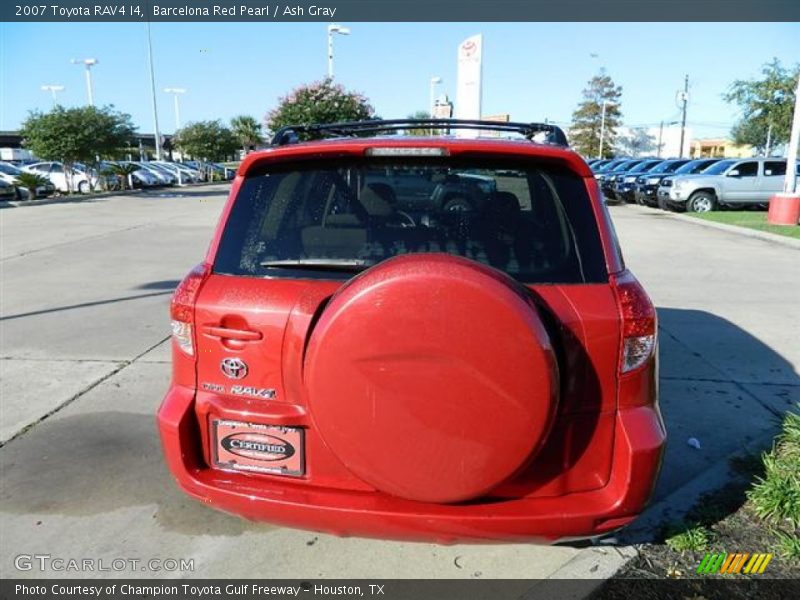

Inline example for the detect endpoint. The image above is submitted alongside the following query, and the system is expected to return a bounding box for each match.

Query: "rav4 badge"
[231,386,277,400]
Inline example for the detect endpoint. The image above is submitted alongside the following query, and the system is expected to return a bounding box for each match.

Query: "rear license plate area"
[212,420,305,477]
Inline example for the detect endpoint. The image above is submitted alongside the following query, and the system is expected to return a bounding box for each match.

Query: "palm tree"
[230,115,263,155]
[13,172,50,200]
[105,163,139,191]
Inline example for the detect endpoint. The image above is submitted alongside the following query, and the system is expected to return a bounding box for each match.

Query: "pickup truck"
[659,158,800,212]
[365,168,497,212]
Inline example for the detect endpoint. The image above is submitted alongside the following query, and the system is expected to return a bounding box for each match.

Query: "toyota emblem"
[221,357,248,380]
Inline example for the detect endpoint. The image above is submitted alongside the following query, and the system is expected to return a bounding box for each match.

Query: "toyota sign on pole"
[455,34,483,137]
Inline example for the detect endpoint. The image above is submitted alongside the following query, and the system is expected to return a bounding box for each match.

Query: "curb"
[621,204,800,249]
[0,189,144,207]
[0,181,230,208]
[545,544,638,582]
[672,213,800,249]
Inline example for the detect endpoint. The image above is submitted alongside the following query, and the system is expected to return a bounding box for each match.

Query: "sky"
[1,22,799,139]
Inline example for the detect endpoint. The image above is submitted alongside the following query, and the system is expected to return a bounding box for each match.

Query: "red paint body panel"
[159,384,664,543]
[158,135,666,542]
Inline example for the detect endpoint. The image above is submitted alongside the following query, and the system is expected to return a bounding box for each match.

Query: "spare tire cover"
[304,254,558,503]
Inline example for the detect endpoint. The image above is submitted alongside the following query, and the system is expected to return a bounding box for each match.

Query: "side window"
[764,161,786,177]
[50,163,65,174]
[734,162,758,177]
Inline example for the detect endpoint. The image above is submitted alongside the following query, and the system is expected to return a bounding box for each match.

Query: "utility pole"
[678,74,689,159]
[765,122,772,157]
[598,100,607,159]
[657,121,664,158]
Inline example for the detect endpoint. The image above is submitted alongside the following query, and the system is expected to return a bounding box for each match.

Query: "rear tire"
[687,191,716,213]
[78,180,90,194]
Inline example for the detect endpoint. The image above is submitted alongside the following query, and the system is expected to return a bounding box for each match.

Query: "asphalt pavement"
[0,187,797,579]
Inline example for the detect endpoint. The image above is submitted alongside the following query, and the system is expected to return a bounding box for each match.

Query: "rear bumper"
[158,385,666,543]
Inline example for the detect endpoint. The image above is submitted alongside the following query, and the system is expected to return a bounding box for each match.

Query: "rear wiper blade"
[259,258,372,272]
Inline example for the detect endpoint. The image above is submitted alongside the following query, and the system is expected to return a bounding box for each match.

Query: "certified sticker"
[213,420,304,476]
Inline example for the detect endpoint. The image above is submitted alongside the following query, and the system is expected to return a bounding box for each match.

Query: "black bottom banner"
[2,579,800,600]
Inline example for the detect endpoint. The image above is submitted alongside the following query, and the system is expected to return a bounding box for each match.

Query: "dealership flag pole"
[767,74,800,225]
[146,21,163,162]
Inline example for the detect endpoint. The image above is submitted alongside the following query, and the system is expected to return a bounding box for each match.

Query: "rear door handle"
[202,326,262,341]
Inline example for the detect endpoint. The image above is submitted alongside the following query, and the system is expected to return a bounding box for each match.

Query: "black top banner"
[3,0,800,22]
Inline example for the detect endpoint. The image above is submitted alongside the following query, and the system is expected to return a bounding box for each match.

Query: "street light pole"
[164,88,186,130]
[598,100,607,159]
[767,74,800,225]
[146,21,162,161]
[430,76,442,117]
[782,75,800,195]
[41,84,64,106]
[327,24,350,79]
[71,58,97,106]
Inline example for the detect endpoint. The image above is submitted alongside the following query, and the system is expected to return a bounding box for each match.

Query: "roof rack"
[270,119,569,147]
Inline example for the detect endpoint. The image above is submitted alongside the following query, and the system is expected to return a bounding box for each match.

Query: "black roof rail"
[270,119,569,148]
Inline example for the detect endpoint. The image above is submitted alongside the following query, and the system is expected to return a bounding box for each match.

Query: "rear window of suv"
[214,157,608,284]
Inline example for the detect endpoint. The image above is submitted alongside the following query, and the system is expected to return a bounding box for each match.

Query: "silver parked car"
[114,161,160,188]
[659,158,800,212]
[152,161,202,183]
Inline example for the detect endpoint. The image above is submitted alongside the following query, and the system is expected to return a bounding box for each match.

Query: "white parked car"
[23,161,99,194]
[0,161,56,199]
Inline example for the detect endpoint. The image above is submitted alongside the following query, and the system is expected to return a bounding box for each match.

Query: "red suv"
[158,119,666,543]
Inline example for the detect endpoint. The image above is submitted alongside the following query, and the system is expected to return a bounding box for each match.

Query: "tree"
[405,110,433,136]
[19,105,136,192]
[13,172,49,200]
[173,120,239,161]
[230,115,263,154]
[724,58,800,154]
[266,78,375,137]
[104,162,139,190]
[569,72,623,158]
[616,128,657,157]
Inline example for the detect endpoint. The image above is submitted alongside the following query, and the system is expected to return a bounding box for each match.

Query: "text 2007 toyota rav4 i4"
[158,119,666,543]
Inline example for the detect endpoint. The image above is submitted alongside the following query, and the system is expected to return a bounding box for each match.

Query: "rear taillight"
[170,263,210,356]
[612,270,657,374]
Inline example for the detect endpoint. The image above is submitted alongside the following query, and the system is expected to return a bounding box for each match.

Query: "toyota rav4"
[158,119,666,543]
